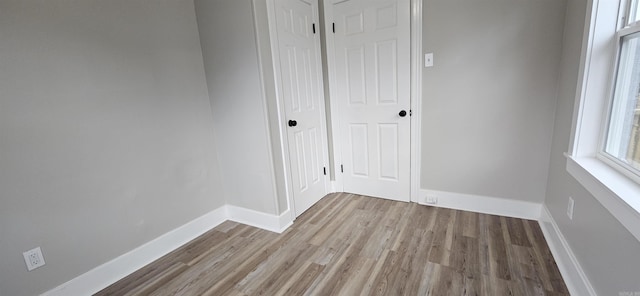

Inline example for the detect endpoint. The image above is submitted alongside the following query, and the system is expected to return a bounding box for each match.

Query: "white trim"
[566,155,640,242]
[418,189,542,220]
[41,206,229,296]
[41,197,596,296]
[264,0,331,218]
[311,0,334,197]
[251,0,286,215]
[322,0,345,193]
[618,23,640,38]
[265,0,297,218]
[538,206,597,296]
[226,205,293,234]
[280,208,295,231]
[410,0,423,203]
[568,0,617,156]
[416,190,597,294]
[41,204,294,296]
[566,0,640,243]
[329,180,339,193]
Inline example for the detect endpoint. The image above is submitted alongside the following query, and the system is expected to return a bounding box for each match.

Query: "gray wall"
[421,0,566,203]
[3,0,638,295]
[194,0,281,214]
[0,1,225,295]
[544,0,640,294]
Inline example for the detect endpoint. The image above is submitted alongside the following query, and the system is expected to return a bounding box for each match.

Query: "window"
[567,0,640,243]
[601,0,640,181]
[603,29,640,178]
[630,0,640,23]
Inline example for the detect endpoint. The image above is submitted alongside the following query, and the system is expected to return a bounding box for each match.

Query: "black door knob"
[399,110,407,117]
[288,120,297,127]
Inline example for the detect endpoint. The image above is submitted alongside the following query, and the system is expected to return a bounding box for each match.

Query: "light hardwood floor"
[96,193,569,296]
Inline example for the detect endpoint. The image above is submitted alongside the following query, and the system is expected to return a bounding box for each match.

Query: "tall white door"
[274,0,328,216]
[330,0,410,202]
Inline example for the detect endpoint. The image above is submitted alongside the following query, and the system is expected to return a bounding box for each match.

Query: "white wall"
[0,1,225,295]
[544,0,640,293]
[194,0,281,215]
[421,0,566,203]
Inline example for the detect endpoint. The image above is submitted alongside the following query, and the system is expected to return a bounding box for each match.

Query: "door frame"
[322,0,423,202]
[262,0,332,218]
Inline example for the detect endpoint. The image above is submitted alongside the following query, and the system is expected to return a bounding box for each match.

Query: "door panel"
[276,0,328,216]
[375,40,397,104]
[346,47,366,104]
[349,123,369,176]
[378,123,399,180]
[332,0,410,201]
[293,130,308,191]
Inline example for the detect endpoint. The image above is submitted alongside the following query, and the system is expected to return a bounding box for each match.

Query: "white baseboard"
[42,205,294,296]
[44,194,592,296]
[41,206,228,296]
[226,205,292,233]
[329,180,340,194]
[418,189,542,220]
[538,206,597,296]
[417,189,596,295]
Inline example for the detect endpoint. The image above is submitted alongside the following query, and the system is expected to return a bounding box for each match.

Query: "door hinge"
[340,164,344,173]
[312,23,316,34]
[410,109,412,116]
[332,22,335,33]
[323,167,326,175]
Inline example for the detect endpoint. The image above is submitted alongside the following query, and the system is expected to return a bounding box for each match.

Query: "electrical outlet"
[425,53,434,67]
[23,247,45,271]
[425,195,438,205]
[567,196,575,220]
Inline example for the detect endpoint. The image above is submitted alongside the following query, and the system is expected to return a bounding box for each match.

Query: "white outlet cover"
[23,247,45,271]
[425,53,434,67]
[567,197,575,220]
[425,195,438,204]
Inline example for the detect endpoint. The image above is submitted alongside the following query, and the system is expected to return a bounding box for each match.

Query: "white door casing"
[272,0,330,216]
[326,0,411,202]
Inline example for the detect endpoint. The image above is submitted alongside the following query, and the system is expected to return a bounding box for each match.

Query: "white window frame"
[568,0,640,243]
[597,3,640,185]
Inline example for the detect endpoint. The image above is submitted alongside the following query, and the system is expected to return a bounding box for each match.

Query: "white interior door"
[330,0,410,202]
[274,0,328,216]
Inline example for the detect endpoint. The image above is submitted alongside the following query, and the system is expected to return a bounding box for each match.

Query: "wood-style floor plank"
[96,193,569,296]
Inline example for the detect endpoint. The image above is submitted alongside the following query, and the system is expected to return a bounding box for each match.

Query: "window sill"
[565,154,640,242]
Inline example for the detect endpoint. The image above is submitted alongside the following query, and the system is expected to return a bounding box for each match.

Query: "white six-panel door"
[274,0,329,216]
[329,0,411,202]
